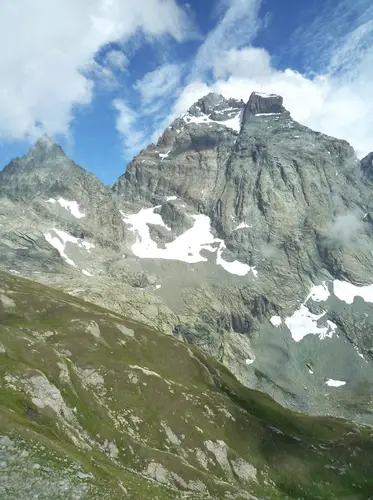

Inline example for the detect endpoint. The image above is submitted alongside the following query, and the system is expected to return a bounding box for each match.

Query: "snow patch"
[219,111,243,132]
[159,150,171,161]
[235,222,250,230]
[355,346,367,362]
[333,280,373,304]
[44,229,95,268]
[306,282,330,303]
[285,305,337,342]
[166,196,177,201]
[245,358,255,366]
[47,197,85,219]
[123,207,257,277]
[285,282,336,341]
[325,379,346,388]
[216,242,256,277]
[80,241,95,252]
[85,321,101,339]
[255,113,281,117]
[161,421,181,446]
[183,110,242,132]
[253,91,276,98]
[270,316,282,327]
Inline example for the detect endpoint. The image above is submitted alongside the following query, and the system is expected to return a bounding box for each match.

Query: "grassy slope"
[0,271,373,499]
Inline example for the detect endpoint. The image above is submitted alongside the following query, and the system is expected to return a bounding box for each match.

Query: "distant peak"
[33,134,57,149]
[195,93,226,110]
[25,134,66,163]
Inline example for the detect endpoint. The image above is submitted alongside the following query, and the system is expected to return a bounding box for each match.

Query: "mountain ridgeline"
[1,91,373,497]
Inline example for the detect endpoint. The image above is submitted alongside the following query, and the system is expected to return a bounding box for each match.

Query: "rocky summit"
[2,90,373,496]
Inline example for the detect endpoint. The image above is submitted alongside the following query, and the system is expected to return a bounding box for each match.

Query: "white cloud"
[104,49,128,71]
[192,0,261,77]
[0,0,192,142]
[113,99,148,157]
[87,49,129,90]
[122,63,188,153]
[134,63,182,105]
[212,47,272,79]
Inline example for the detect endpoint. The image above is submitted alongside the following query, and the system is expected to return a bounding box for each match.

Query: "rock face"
[361,151,373,178]
[2,92,373,427]
[1,272,373,499]
[0,134,123,245]
[243,91,287,116]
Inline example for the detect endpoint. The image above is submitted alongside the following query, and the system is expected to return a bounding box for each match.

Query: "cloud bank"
[0,0,192,141]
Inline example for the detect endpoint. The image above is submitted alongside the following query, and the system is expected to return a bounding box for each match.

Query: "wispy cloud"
[289,0,373,75]
[192,0,261,77]
[104,49,128,72]
[134,64,183,106]
[112,99,148,157]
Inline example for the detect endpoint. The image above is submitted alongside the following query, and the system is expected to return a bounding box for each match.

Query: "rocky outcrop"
[361,151,373,178]
[243,91,287,117]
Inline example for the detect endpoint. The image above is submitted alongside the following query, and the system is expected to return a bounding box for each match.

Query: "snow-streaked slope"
[306,282,330,302]
[122,206,257,277]
[47,197,85,218]
[44,229,95,268]
[285,305,337,342]
[284,282,336,342]
[182,110,242,132]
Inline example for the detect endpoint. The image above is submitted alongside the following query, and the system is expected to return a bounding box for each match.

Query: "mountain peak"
[25,134,66,164]
[193,93,228,113]
[0,134,83,202]
[244,91,286,117]
[34,133,57,149]
[188,93,245,118]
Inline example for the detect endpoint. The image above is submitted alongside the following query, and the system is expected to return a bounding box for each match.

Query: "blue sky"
[0,0,373,184]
